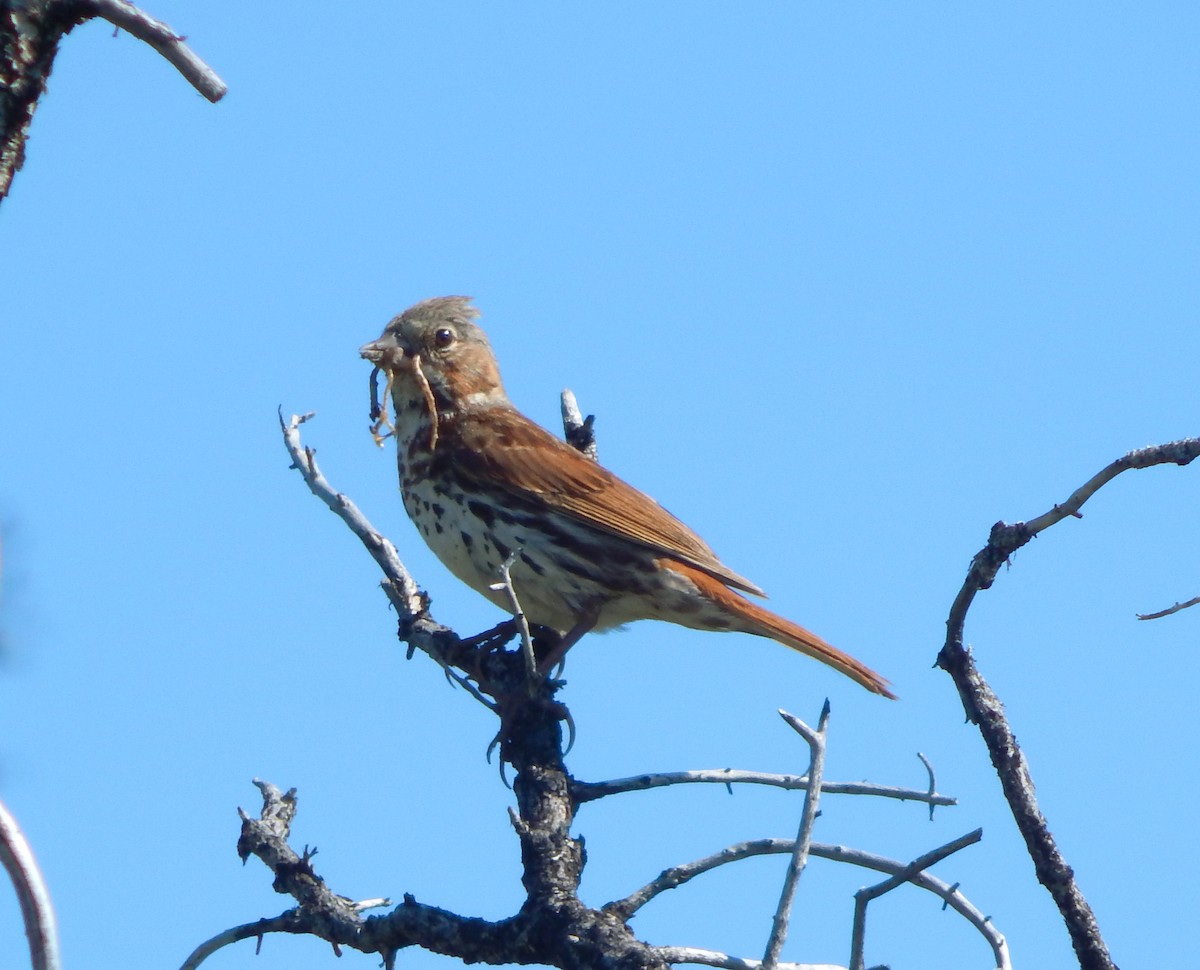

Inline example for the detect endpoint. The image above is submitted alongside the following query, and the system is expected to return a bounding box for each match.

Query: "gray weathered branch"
[611,834,1002,968]
[1136,595,1200,621]
[938,435,1200,970]
[0,797,61,970]
[849,829,1006,970]
[86,0,225,100]
[572,766,954,810]
[0,0,223,202]
[763,705,830,969]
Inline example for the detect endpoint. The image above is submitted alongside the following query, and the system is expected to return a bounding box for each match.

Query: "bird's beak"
[359,336,392,362]
[360,332,409,369]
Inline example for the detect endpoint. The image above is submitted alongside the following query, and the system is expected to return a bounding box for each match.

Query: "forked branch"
[763,705,830,969]
[268,408,998,968]
[938,435,1200,970]
[610,833,1001,968]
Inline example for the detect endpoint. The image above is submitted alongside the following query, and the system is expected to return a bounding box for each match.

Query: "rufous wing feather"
[447,408,767,595]
[661,560,896,698]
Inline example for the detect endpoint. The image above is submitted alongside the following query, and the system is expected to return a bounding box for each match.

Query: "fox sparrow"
[360,297,893,697]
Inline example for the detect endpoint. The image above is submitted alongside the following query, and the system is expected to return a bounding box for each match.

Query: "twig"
[560,389,598,460]
[611,836,1002,967]
[85,0,226,101]
[179,897,391,970]
[280,409,517,713]
[941,438,1200,696]
[848,830,1002,970]
[178,912,301,970]
[280,410,426,617]
[916,752,938,821]
[1137,595,1200,621]
[655,948,837,970]
[235,781,365,932]
[763,704,829,969]
[490,551,537,680]
[938,436,1199,970]
[572,768,954,809]
[0,798,61,970]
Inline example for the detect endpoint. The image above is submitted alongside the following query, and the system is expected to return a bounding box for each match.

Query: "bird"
[360,296,894,697]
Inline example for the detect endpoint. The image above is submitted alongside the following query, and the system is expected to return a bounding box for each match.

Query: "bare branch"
[608,839,789,917]
[3,0,226,201]
[0,798,61,970]
[275,405,986,969]
[230,779,671,970]
[849,830,1003,970]
[280,410,425,618]
[279,410,525,714]
[84,0,226,101]
[560,389,598,460]
[763,704,830,969]
[572,768,954,809]
[1137,595,1200,621]
[489,551,538,680]
[938,436,1200,970]
[179,912,301,970]
[916,752,939,821]
[941,437,1200,695]
[656,948,839,970]
[235,779,366,939]
[180,898,392,970]
[612,836,1002,968]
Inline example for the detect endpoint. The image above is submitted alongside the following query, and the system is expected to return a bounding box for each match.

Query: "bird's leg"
[458,618,519,652]
[534,610,598,678]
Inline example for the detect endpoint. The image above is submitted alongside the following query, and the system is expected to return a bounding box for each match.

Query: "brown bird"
[360,296,894,697]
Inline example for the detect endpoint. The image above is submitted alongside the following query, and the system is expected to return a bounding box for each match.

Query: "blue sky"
[1,4,1197,969]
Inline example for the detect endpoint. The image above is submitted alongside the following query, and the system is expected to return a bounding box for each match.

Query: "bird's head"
[360,296,509,412]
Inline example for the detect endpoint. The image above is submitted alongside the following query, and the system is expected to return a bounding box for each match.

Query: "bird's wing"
[442,407,767,597]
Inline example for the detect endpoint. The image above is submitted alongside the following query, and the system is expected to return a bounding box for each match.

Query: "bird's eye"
[433,327,456,349]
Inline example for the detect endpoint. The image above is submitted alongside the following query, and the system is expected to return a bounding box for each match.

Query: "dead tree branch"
[938,435,1200,970]
[188,779,670,970]
[763,705,830,969]
[849,829,1005,970]
[254,408,998,968]
[0,797,61,970]
[608,832,1001,968]
[655,949,834,970]
[86,0,225,100]
[572,764,954,810]
[1136,595,1200,621]
[0,0,224,202]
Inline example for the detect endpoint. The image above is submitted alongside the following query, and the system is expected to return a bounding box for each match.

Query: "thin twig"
[763,704,830,969]
[179,897,390,970]
[279,410,425,617]
[178,913,300,970]
[916,752,938,821]
[560,389,598,460]
[849,830,1001,970]
[0,798,61,970]
[490,551,537,680]
[281,409,493,712]
[612,837,1003,967]
[572,769,954,809]
[655,948,836,970]
[1137,595,1200,620]
[280,409,502,705]
[938,436,1200,970]
[85,0,226,101]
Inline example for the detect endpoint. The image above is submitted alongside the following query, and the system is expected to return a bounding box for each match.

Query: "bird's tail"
[661,560,896,698]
